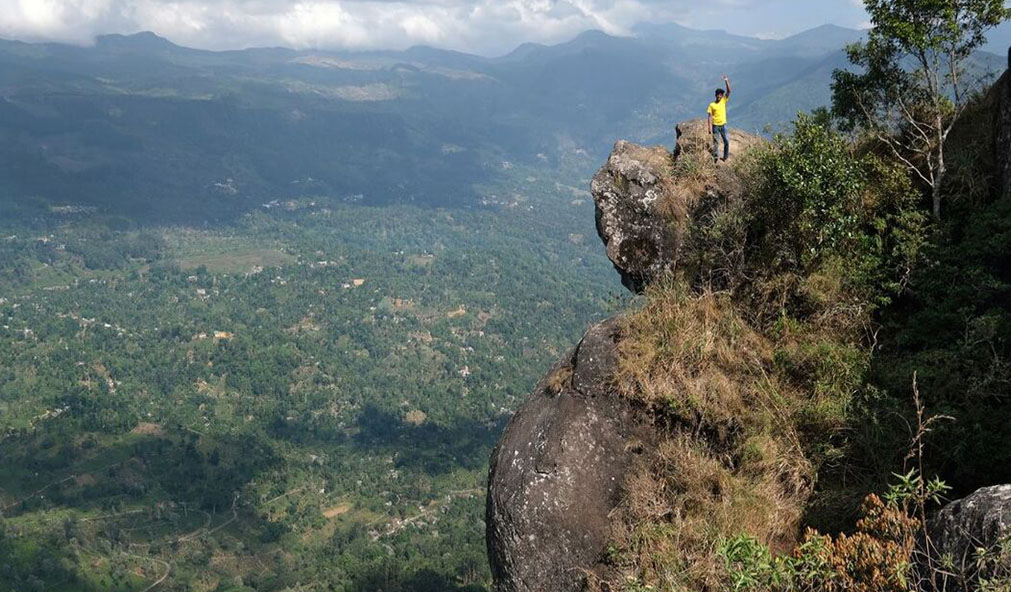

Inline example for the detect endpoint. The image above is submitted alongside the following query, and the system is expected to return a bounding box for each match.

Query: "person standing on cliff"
[708,75,731,163]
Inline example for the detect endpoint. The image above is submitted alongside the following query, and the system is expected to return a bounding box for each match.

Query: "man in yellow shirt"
[707,74,731,162]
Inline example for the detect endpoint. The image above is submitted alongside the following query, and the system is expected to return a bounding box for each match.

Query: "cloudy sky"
[0,0,1007,56]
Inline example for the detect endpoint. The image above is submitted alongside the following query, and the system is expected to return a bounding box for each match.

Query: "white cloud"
[399,14,443,44]
[276,3,367,47]
[0,0,869,55]
[0,0,117,44]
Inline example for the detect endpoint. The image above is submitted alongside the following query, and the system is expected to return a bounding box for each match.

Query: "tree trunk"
[932,177,943,219]
[933,117,946,219]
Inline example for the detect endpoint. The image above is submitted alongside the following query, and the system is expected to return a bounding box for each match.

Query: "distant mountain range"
[0,25,1004,221]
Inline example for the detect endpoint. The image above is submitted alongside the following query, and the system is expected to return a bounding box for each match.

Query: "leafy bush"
[680,113,926,324]
[720,472,954,592]
[720,463,1011,592]
[745,113,926,310]
[750,112,868,274]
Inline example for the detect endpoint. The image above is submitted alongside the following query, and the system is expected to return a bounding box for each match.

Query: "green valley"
[0,182,618,591]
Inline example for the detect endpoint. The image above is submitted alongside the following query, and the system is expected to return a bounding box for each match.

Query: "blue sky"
[0,0,1006,56]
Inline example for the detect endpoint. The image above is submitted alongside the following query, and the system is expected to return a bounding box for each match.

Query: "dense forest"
[0,165,619,591]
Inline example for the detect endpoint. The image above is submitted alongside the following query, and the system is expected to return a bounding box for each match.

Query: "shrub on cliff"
[721,471,1011,592]
[721,492,921,592]
[748,113,926,308]
[684,113,926,314]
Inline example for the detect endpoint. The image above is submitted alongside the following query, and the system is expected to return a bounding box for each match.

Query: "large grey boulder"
[486,319,656,592]
[922,485,1011,587]
[590,141,679,293]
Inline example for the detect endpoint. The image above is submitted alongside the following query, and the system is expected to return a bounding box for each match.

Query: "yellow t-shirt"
[707,97,728,126]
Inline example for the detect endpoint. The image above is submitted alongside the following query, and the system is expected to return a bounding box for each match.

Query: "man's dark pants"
[712,124,729,160]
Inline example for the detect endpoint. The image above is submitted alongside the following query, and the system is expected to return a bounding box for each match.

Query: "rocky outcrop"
[920,485,1011,585]
[673,119,764,160]
[489,61,1011,587]
[486,319,656,592]
[590,120,760,292]
[488,121,762,592]
[590,141,679,292]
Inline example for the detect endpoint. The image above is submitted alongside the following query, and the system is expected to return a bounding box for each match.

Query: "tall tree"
[832,0,1010,219]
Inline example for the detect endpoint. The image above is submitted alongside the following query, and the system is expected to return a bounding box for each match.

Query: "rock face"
[673,118,764,159]
[590,141,679,293]
[590,121,760,292]
[922,485,1011,582]
[488,121,761,592]
[486,319,656,592]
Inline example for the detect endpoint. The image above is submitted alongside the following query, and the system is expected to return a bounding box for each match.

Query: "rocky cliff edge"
[488,68,1011,591]
[487,121,761,591]
[591,120,761,292]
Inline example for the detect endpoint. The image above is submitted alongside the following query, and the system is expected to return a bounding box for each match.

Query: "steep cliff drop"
[487,66,1011,592]
[487,121,761,592]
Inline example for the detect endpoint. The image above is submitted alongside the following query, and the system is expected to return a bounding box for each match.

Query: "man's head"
[715,89,725,100]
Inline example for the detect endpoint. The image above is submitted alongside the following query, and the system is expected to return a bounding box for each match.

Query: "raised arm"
[723,74,731,98]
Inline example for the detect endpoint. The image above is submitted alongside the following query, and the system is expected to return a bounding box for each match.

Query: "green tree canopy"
[832,0,1010,218]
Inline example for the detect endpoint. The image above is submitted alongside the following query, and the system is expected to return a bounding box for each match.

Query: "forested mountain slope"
[0,26,891,222]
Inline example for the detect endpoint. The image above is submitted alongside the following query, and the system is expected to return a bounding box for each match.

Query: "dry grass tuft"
[660,123,719,220]
[607,278,862,590]
[545,364,573,395]
[656,121,763,273]
[617,283,770,418]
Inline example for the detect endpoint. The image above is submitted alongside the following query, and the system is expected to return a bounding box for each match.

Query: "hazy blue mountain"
[0,25,869,222]
[772,24,866,55]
